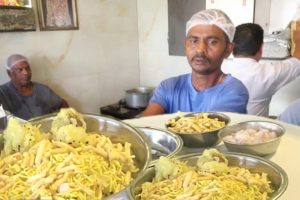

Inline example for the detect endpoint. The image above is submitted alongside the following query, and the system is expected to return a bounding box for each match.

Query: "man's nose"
[196,41,206,54]
[22,69,30,75]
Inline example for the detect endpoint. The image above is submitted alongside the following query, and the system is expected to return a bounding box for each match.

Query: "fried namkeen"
[0,108,139,199]
[138,149,273,200]
[166,113,225,133]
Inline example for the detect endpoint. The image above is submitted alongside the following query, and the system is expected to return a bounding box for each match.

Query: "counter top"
[124,112,300,200]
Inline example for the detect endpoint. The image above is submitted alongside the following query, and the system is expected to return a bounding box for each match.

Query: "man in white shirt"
[222,23,300,116]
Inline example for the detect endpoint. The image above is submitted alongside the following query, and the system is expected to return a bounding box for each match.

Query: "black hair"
[233,23,264,56]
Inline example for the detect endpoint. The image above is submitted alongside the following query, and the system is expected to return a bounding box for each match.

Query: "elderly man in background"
[222,23,300,116]
[142,9,249,116]
[0,54,69,120]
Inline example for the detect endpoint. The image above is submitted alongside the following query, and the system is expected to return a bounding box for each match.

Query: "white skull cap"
[186,9,235,42]
[5,54,28,70]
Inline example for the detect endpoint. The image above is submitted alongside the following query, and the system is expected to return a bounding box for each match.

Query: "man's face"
[185,24,233,75]
[8,60,32,86]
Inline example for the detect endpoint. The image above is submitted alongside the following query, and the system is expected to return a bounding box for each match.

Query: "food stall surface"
[124,112,300,200]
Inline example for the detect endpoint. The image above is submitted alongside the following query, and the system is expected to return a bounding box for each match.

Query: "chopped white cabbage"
[51,108,86,134]
[197,148,228,175]
[2,118,46,156]
[154,156,192,181]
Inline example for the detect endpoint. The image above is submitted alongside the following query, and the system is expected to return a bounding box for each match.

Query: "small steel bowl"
[219,121,285,156]
[137,127,183,165]
[166,112,230,147]
[128,152,288,200]
[29,113,152,200]
[0,116,7,132]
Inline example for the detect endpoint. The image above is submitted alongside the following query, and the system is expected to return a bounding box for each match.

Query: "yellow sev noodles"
[139,170,272,200]
[0,136,138,200]
[166,113,225,133]
[138,154,273,200]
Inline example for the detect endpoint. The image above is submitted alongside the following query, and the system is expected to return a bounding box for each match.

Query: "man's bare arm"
[141,103,165,117]
[60,99,69,108]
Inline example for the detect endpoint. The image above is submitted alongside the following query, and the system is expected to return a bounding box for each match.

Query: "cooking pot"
[125,87,154,109]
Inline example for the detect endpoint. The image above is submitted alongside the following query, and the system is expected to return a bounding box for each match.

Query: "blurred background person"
[222,23,300,116]
[0,54,69,120]
[278,98,300,126]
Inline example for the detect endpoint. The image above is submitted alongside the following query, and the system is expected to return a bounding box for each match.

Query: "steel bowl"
[166,112,230,147]
[29,113,152,200]
[0,116,6,151]
[219,121,285,156]
[137,127,183,165]
[0,109,11,132]
[0,116,7,132]
[128,152,288,200]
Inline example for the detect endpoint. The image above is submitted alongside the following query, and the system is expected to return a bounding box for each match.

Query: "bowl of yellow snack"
[0,108,151,200]
[166,112,230,147]
[129,149,288,200]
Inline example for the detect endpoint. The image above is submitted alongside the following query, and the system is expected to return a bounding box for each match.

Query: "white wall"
[0,0,140,115]
[138,0,300,116]
[137,0,190,87]
[269,0,300,33]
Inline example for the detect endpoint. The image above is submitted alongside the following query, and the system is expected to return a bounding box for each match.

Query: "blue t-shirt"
[149,74,248,114]
[0,81,63,120]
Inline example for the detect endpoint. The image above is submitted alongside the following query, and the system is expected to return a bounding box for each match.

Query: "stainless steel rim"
[136,126,183,166]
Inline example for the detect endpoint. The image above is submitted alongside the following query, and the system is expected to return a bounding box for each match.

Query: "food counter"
[124,112,300,200]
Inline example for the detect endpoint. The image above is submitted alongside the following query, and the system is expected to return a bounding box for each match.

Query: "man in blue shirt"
[142,9,249,116]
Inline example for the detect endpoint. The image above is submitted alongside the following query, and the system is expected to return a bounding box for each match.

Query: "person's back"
[0,54,69,120]
[222,23,300,116]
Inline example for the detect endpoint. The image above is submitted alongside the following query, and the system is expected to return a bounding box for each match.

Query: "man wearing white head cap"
[0,54,69,120]
[142,9,249,116]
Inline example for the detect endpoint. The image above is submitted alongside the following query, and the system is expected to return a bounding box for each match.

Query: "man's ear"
[259,43,263,52]
[224,42,234,58]
[253,43,263,61]
[184,38,188,54]
[6,70,11,78]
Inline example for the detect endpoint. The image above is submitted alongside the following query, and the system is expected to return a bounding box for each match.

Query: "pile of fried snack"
[137,149,273,200]
[166,113,226,133]
[0,108,138,200]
